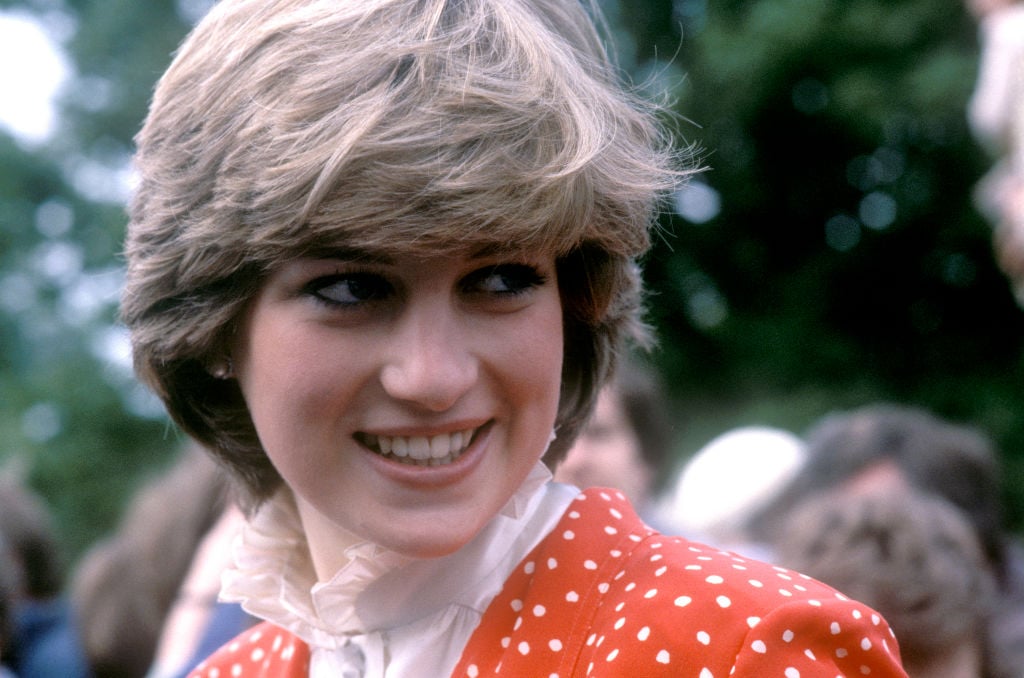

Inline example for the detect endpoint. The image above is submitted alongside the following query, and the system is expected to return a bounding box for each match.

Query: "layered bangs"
[197,0,672,270]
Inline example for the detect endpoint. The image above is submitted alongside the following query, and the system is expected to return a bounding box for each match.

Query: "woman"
[121,0,908,675]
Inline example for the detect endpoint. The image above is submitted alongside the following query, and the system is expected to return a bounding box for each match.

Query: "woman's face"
[232,248,564,568]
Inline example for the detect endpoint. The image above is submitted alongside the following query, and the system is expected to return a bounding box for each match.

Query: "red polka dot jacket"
[189,488,907,677]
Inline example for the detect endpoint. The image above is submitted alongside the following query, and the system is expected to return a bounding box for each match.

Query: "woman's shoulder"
[455,487,907,677]
[595,528,906,676]
[185,622,309,678]
[536,485,844,602]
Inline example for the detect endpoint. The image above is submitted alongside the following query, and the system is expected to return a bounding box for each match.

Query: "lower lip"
[362,423,492,488]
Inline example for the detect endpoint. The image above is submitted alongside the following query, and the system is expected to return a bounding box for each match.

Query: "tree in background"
[0,0,200,559]
[610,0,1024,525]
[0,0,1021,564]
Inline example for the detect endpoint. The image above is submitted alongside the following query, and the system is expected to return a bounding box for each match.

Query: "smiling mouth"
[357,425,483,467]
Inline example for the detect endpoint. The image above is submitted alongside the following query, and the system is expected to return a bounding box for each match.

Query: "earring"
[210,358,234,380]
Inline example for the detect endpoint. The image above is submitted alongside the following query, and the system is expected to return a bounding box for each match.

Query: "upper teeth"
[366,428,475,461]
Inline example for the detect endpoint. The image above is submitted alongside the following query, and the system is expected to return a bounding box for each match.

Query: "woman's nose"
[379,306,478,411]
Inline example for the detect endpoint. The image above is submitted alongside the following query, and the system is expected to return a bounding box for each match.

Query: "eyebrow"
[468,243,535,259]
[300,243,528,266]
[301,246,395,265]
[296,241,532,268]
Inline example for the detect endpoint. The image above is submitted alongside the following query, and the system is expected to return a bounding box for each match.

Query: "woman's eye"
[306,273,392,306]
[465,264,546,296]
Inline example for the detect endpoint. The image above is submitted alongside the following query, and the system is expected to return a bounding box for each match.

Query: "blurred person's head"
[0,535,17,662]
[554,357,675,506]
[0,474,63,601]
[661,425,806,545]
[775,481,996,678]
[746,403,1007,575]
[71,445,228,678]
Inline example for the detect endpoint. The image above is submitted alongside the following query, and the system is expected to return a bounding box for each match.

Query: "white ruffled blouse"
[220,462,578,677]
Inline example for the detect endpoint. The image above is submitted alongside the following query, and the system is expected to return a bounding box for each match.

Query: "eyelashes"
[461,264,547,296]
[305,272,392,307]
[303,263,548,310]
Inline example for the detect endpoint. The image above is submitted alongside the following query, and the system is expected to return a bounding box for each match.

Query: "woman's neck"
[294,495,368,581]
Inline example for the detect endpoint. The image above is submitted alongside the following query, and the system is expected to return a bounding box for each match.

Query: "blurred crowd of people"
[559,383,1024,678]
[0,473,90,677]
[678,404,1024,678]
[554,362,1024,678]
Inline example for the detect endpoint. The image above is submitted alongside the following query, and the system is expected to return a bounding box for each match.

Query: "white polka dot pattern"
[451,488,907,677]
[187,627,310,678]
[187,488,907,677]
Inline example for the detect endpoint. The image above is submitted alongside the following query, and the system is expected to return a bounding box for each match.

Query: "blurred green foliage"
[1,0,1022,580]
[622,0,1024,527]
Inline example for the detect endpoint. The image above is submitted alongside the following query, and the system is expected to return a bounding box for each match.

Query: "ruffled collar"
[221,462,555,650]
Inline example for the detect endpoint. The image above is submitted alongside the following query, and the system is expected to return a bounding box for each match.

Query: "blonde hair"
[122,0,689,506]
